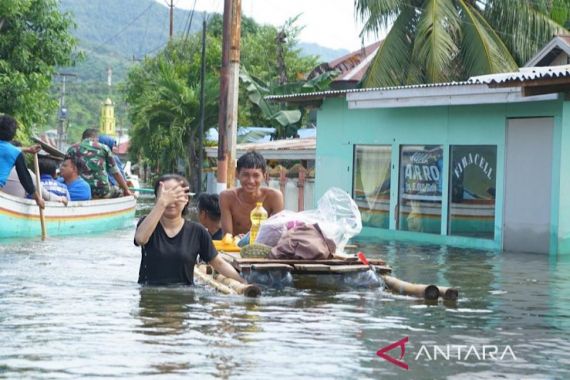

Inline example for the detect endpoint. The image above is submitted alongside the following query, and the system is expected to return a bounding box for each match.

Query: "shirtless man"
[219,151,284,235]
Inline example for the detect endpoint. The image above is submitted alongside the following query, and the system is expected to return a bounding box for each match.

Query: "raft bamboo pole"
[195,265,237,295]
[212,273,261,298]
[195,265,261,298]
[33,153,46,241]
[437,286,459,301]
[382,275,440,300]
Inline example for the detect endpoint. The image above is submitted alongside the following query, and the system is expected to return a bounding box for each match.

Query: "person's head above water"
[0,114,18,142]
[98,135,116,150]
[197,193,221,222]
[237,151,266,174]
[153,174,190,217]
[81,128,99,140]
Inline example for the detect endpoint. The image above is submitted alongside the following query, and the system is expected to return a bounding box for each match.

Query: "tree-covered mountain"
[51,0,347,142]
[298,42,348,63]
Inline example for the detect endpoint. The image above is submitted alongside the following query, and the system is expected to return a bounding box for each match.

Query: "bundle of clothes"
[244,188,362,260]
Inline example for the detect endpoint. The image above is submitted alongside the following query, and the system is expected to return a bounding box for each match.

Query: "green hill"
[51,0,346,141]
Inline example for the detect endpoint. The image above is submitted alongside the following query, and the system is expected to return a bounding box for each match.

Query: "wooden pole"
[33,154,46,241]
[297,167,305,211]
[197,16,207,194]
[215,0,232,193]
[226,0,241,189]
[168,0,174,38]
[382,275,440,300]
[215,0,241,192]
[279,166,286,195]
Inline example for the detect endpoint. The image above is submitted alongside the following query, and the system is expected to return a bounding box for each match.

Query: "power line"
[102,2,155,46]
[184,0,199,41]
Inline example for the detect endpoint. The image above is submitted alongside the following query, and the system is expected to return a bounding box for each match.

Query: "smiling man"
[219,151,284,236]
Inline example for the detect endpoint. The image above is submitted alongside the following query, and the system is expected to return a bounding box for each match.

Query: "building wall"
[315,97,565,253]
[552,52,570,66]
[558,100,570,254]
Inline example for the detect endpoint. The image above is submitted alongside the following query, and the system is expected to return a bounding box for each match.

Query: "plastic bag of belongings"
[255,187,362,259]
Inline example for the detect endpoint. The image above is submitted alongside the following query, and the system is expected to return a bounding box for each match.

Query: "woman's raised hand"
[157,181,190,208]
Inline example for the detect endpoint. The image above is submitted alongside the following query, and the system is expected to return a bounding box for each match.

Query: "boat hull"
[0,191,136,239]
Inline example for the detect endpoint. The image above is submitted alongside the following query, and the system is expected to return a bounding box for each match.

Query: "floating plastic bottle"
[249,202,268,244]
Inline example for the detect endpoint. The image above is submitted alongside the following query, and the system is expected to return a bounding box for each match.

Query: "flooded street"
[1,216,570,379]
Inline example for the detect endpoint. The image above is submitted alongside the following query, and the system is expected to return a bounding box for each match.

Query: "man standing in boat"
[219,151,284,236]
[0,114,45,209]
[66,128,132,199]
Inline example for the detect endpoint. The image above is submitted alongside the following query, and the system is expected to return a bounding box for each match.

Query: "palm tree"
[355,0,569,87]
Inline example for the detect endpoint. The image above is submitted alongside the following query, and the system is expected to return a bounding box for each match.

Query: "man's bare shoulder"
[262,187,283,198]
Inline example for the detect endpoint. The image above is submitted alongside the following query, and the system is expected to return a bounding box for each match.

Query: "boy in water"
[197,193,223,240]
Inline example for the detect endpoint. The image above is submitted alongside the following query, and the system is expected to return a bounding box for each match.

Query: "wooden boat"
[0,191,136,239]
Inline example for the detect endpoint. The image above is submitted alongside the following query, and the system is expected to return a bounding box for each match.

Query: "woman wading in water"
[134,174,246,286]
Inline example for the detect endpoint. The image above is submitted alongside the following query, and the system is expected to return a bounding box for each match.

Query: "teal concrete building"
[269,66,570,255]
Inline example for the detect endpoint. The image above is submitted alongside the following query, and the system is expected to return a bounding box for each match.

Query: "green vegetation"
[355,0,570,87]
[45,0,342,145]
[0,0,77,141]
[51,0,197,142]
[124,15,320,190]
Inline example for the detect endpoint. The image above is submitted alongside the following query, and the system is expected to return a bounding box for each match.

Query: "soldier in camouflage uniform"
[66,128,133,199]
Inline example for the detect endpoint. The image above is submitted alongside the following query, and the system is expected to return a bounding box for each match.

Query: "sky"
[164,0,378,51]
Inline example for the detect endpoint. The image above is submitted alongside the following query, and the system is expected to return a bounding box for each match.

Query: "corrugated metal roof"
[469,65,570,84]
[265,81,472,101]
[307,41,382,83]
[205,137,316,160]
[267,65,570,102]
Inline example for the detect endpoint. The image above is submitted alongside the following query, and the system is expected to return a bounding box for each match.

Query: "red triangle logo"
[376,336,409,370]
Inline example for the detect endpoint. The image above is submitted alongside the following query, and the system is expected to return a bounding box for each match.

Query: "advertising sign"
[400,146,443,201]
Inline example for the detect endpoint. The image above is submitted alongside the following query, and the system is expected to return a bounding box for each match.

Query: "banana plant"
[239,67,337,139]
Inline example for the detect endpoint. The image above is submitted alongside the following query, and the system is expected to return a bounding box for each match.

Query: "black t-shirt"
[135,218,218,285]
[211,228,223,240]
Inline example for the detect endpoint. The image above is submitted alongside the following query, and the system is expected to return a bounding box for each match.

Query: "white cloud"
[167,0,379,51]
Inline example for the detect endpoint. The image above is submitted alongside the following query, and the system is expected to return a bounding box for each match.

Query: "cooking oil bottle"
[249,202,268,244]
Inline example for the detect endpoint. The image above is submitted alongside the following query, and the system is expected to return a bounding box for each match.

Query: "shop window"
[449,145,496,239]
[398,145,443,234]
[353,145,391,228]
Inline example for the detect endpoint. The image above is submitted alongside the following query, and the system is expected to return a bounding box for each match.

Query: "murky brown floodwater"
[1,201,570,379]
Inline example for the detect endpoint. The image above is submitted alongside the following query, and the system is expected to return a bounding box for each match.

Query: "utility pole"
[56,72,76,150]
[216,0,241,192]
[166,0,174,38]
[197,15,207,194]
[276,29,287,85]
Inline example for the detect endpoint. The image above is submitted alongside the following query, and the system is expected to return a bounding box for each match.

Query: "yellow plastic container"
[249,202,268,244]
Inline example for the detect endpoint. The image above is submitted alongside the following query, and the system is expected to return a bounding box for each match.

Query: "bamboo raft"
[195,252,459,301]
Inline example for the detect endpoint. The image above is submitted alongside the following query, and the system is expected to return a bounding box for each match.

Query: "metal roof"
[307,41,382,84]
[265,80,472,102]
[524,35,570,67]
[267,66,569,104]
[205,137,316,160]
[468,65,570,85]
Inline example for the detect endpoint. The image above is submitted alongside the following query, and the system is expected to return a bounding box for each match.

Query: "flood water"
[1,207,570,378]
